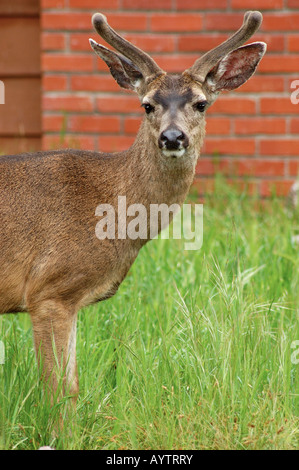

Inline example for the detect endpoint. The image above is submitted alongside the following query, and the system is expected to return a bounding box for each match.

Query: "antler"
[92,13,162,77]
[187,11,263,83]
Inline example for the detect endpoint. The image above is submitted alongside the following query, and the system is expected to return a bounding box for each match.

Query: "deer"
[0,11,266,402]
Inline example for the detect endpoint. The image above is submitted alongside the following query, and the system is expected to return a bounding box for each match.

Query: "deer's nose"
[159,128,188,151]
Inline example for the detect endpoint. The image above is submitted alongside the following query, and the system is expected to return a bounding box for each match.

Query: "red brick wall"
[41,0,299,197]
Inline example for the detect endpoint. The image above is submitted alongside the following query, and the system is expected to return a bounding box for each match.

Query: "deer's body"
[0,11,266,400]
[0,149,134,315]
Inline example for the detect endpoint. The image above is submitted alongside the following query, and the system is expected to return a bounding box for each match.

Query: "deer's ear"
[89,39,143,91]
[205,42,266,92]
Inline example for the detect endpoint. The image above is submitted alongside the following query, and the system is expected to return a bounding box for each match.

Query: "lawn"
[0,177,298,450]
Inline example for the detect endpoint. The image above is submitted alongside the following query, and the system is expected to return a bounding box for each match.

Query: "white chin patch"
[162,148,186,158]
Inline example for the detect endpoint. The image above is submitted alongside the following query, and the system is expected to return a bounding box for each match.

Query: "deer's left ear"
[89,39,143,91]
[205,42,266,92]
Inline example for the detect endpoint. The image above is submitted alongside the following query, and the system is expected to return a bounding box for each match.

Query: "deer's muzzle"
[158,128,189,152]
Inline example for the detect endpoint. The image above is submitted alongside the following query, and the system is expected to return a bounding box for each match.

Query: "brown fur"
[0,12,266,401]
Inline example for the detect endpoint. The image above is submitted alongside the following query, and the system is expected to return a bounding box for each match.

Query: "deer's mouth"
[162,148,186,158]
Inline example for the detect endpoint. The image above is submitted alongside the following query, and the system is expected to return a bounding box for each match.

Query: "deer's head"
[90,12,266,163]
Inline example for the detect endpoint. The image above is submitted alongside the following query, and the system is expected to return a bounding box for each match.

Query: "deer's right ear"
[89,39,143,91]
[204,42,266,93]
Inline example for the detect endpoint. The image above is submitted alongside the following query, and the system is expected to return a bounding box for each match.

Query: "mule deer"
[0,11,266,400]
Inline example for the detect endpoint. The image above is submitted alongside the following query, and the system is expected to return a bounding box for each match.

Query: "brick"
[206,118,231,135]
[42,75,68,91]
[260,98,299,115]
[259,56,299,73]
[288,35,299,52]
[288,0,299,7]
[260,140,299,156]
[233,159,285,177]
[42,55,93,72]
[96,95,142,114]
[122,0,172,9]
[177,0,227,8]
[41,13,92,30]
[151,14,202,32]
[43,95,93,112]
[235,118,286,135]
[290,118,299,133]
[41,33,66,51]
[69,0,119,8]
[289,160,299,176]
[262,14,299,31]
[68,115,121,134]
[71,75,119,92]
[208,97,256,115]
[232,0,283,9]
[202,138,255,156]
[98,135,135,152]
[42,115,65,132]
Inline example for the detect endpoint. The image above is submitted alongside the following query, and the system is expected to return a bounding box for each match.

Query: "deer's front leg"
[29,300,79,403]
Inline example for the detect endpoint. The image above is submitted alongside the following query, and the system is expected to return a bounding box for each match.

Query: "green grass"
[0,177,298,450]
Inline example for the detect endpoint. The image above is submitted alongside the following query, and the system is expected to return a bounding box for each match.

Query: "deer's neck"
[125,118,197,209]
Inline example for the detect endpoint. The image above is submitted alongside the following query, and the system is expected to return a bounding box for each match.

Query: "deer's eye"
[195,100,208,112]
[142,103,155,114]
